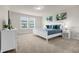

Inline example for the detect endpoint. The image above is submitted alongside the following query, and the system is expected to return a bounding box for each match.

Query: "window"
[20,16,28,29]
[28,17,35,28]
[20,16,35,29]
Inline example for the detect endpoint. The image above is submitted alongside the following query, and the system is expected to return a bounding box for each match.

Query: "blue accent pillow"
[46,25,52,29]
[53,25,60,29]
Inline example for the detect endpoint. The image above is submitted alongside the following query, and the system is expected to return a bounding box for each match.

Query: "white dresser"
[0,29,16,53]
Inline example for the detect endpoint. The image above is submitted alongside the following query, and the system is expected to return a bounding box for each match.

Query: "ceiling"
[7,5,79,16]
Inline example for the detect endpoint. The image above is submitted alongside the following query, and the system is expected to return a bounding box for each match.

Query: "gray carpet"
[16,34,79,53]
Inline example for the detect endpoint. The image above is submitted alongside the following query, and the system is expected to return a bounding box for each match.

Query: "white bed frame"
[33,29,62,42]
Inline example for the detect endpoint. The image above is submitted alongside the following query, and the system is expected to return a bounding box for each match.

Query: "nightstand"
[71,29,79,40]
[62,29,71,39]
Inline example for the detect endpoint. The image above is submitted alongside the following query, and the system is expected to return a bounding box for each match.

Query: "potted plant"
[2,10,13,30]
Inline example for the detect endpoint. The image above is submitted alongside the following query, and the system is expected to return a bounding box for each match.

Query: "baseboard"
[2,49,16,53]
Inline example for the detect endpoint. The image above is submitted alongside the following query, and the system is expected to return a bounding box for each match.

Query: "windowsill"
[20,28,34,30]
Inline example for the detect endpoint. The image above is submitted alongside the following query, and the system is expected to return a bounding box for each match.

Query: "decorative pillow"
[53,25,60,29]
[46,25,52,29]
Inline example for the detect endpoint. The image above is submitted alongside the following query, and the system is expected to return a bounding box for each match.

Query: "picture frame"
[46,16,53,21]
[56,12,67,20]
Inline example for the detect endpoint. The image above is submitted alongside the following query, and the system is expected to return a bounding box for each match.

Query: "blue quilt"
[46,29,62,35]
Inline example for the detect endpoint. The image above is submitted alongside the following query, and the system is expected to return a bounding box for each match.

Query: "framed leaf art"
[56,12,67,20]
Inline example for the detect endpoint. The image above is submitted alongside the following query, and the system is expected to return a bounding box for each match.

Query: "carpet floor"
[16,34,79,53]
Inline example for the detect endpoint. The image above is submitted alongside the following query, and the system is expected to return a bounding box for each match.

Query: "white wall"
[0,6,43,34]
[42,6,79,30]
[66,6,79,28]
[8,5,79,30]
[0,5,79,31]
[10,11,42,34]
[0,6,8,29]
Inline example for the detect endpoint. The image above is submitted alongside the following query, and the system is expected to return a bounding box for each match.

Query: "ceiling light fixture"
[34,6,44,10]
[35,7,41,10]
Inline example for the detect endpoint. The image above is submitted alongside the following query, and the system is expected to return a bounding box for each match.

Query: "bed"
[33,24,62,41]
